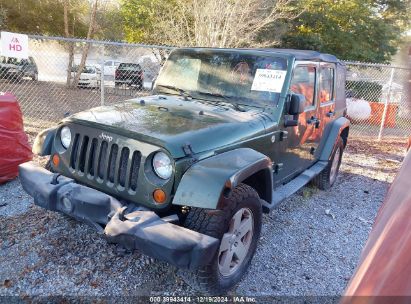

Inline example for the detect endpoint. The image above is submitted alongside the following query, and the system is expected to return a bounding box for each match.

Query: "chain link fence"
[0,35,410,141]
[0,35,173,135]
[345,62,411,139]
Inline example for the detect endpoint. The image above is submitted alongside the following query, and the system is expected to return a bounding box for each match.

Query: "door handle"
[327,111,335,118]
[307,116,321,128]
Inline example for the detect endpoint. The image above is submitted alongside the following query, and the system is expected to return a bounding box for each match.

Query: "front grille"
[70,133,142,192]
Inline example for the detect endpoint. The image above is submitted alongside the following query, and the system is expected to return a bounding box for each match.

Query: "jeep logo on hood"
[99,132,113,142]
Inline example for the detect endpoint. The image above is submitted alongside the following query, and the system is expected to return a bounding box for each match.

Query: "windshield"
[155,49,288,107]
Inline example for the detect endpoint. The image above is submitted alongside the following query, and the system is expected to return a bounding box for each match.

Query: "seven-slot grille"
[70,133,141,192]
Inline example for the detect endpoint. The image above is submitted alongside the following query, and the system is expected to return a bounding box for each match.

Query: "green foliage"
[0,7,7,30]
[346,80,383,101]
[1,0,88,36]
[281,0,410,63]
[95,2,125,41]
[121,0,177,44]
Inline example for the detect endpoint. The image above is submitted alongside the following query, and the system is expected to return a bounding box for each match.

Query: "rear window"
[319,67,334,103]
[118,63,142,70]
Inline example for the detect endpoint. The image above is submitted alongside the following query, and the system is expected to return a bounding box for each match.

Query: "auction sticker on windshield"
[251,69,287,93]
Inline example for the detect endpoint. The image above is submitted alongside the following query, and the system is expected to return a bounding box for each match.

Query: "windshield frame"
[154,48,293,109]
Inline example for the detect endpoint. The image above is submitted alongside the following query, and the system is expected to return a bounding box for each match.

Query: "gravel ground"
[0,138,407,299]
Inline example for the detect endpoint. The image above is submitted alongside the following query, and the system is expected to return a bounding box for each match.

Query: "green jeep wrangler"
[19,48,349,293]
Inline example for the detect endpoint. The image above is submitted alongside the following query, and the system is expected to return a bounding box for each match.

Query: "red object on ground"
[0,93,32,184]
[407,136,411,151]
[343,150,411,301]
[367,102,398,128]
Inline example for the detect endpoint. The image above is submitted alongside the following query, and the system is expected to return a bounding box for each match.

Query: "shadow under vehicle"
[19,48,349,293]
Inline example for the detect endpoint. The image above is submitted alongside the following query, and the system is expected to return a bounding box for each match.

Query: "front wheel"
[180,184,262,293]
[312,137,344,190]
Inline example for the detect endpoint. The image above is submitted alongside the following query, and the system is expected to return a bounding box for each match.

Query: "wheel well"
[242,168,272,206]
[340,127,349,148]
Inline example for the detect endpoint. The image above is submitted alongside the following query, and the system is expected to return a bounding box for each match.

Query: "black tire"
[180,183,262,294]
[312,136,344,190]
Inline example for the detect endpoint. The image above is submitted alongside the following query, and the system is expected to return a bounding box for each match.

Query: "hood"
[68,95,268,158]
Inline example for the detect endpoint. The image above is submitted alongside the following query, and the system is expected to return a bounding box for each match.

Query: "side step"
[262,161,328,212]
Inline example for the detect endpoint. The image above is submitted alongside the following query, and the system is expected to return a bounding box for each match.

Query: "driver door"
[274,62,320,184]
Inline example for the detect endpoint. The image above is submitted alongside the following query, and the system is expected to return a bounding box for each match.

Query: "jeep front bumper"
[18,162,219,269]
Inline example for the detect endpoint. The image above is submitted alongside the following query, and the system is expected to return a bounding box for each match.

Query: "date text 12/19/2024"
[149,296,257,303]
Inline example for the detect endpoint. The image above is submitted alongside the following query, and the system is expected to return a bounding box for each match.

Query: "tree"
[1,0,88,36]
[121,0,299,48]
[72,0,99,87]
[94,1,124,41]
[281,0,410,63]
[0,8,7,30]
[64,0,75,87]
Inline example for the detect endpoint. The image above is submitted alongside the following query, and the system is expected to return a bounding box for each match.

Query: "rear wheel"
[312,137,343,190]
[180,183,262,293]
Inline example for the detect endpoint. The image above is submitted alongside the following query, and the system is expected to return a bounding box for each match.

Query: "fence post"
[100,59,105,106]
[377,67,395,141]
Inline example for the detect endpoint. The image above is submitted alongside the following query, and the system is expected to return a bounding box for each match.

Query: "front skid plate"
[18,162,219,269]
[105,210,219,269]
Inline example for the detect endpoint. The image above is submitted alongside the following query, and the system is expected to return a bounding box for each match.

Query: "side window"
[290,66,316,108]
[319,67,334,103]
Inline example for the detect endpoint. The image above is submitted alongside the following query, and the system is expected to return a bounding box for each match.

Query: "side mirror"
[289,94,305,115]
[285,94,306,127]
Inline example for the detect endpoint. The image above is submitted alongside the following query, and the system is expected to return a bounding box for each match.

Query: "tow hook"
[51,173,62,185]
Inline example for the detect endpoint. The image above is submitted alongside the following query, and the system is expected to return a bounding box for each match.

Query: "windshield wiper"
[156,84,193,99]
[196,91,246,112]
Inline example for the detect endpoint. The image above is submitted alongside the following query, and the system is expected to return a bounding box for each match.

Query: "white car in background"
[103,60,121,77]
[71,65,101,88]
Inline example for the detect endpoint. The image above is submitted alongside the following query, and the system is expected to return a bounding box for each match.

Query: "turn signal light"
[52,154,60,167]
[153,189,166,204]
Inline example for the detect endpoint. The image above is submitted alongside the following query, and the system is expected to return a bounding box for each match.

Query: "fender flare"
[32,127,57,156]
[317,117,350,161]
[172,148,272,209]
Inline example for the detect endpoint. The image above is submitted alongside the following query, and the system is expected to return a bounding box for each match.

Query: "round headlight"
[152,152,172,180]
[60,126,72,149]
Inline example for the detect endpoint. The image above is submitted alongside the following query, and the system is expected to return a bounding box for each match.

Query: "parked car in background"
[71,65,101,89]
[103,60,121,77]
[0,56,38,81]
[115,63,144,89]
